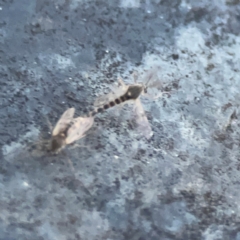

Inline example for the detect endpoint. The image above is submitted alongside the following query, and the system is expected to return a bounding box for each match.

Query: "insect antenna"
[141,67,163,92]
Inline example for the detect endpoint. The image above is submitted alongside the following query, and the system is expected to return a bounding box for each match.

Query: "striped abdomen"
[88,84,144,117]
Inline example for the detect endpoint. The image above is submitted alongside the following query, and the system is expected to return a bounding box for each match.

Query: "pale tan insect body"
[50,108,94,153]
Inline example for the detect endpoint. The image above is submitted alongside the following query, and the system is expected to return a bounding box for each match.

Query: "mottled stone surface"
[1,0,240,239]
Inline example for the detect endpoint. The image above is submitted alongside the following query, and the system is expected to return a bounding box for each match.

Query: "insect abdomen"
[88,98,123,117]
[88,85,143,117]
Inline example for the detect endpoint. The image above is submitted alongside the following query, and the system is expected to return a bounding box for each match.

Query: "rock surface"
[1,0,240,239]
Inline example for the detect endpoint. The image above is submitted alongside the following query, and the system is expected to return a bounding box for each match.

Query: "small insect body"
[90,67,164,118]
[50,108,94,153]
[88,74,156,139]
[88,79,146,117]
[2,108,94,162]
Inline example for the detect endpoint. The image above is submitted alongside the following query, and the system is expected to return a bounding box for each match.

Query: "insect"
[50,108,94,153]
[2,108,94,164]
[88,70,162,138]
[88,74,152,117]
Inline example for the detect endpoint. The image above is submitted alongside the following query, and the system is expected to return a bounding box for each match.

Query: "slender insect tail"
[86,105,111,117]
[86,109,98,117]
[85,95,127,118]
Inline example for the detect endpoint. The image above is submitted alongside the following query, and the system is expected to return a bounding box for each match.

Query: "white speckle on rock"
[119,0,140,8]
[39,53,75,70]
[2,125,40,161]
[180,0,192,10]
[23,181,29,187]
[176,27,205,53]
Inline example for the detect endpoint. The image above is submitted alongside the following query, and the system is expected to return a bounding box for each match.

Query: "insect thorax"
[50,134,66,152]
[124,84,144,100]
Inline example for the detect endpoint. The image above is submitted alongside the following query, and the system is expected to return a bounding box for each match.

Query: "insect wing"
[142,67,162,89]
[52,108,75,136]
[134,99,153,139]
[65,117,94,144]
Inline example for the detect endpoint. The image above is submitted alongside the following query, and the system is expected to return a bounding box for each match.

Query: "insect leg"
[67,157,75,174]
[44,115,53,132]
[61,150,76,174]
[69,140,92,151]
